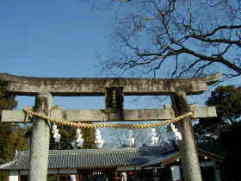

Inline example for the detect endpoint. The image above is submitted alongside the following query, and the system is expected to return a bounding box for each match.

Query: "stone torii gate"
[0,73,221,181]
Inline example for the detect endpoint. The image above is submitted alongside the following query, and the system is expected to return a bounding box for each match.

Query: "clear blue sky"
[0,0,115,78]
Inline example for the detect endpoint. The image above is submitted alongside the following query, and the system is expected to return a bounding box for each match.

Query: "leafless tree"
[105,0,241,79]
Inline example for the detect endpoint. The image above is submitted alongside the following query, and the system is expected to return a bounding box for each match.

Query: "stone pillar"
[9,171,19,181]
[29,92,53,181]
[171,91,203,181]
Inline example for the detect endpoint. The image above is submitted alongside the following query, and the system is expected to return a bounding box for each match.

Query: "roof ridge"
[48,148,138,156]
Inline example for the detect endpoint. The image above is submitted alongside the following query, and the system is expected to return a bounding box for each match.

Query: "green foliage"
[196,85,241,136]
[206,86,241,123]
[0,81,28,163]
[0,125,28,163]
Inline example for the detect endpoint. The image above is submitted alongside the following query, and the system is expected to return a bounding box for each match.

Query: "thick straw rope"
[23,107,193,129]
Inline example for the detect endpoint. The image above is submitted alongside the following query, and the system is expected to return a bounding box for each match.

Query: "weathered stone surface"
[0,73,222,96]
[2,105,216,122]
[29,92,52,181]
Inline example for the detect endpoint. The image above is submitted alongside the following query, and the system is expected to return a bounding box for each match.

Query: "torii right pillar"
[171,91,203,181]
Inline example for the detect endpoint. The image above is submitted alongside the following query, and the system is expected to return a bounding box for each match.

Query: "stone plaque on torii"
[0,73,221,181]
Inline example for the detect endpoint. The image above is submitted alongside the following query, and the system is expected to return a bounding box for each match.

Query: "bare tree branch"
[189,34,241,47]
[201,25,241,38]
[107,0,241,79]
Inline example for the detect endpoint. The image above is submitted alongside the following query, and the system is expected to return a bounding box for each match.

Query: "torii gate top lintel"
[0,73,222,96]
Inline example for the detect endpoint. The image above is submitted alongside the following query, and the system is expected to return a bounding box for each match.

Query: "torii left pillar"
[29,92,53,181]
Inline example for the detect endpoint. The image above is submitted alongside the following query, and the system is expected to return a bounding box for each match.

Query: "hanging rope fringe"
[23,107,194,129]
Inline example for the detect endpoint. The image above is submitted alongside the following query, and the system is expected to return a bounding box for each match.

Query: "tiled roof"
[0,146,176,170]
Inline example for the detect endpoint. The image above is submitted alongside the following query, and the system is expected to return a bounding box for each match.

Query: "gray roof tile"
[0,146,176,170]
